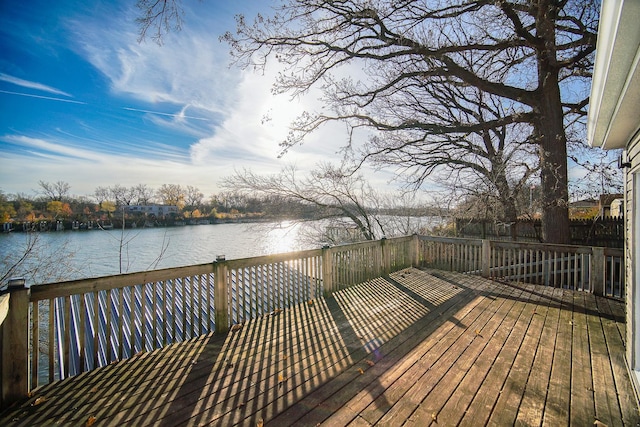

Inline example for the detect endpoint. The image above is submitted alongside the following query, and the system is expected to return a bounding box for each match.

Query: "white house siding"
[587,0,640,398]
[628,134,640,386]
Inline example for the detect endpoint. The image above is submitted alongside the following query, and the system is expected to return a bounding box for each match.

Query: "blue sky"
[0,0,613,203]
[0,0,367,198]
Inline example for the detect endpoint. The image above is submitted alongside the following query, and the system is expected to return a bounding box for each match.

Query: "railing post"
[2,278,30,407]
[481,239,491,278]
[411,234,420,268]
[213,256,229,334]
[322,246,334,297]
[381,237,391,275]
[590,247,605,296]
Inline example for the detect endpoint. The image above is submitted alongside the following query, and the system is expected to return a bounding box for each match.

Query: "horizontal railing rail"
[1,234,623,408]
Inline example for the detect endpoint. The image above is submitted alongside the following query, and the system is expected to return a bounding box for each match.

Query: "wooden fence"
[0,235,624,407]
[455,217,624,248]
[418,236,624,298]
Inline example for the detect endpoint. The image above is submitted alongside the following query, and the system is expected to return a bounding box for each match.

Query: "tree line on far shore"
[1,160,619,243]
[0,178,445,228]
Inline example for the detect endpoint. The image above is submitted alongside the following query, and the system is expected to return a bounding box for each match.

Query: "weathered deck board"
[441,284,537,427]
[404,280,528,426]
[379,277,501,421]
[457,284,539,427]
[571,290,598,426]
[485,283,551,426]
[541,289,573,426]
[1,268,638,426]
[270,272,483,426]
[513,285,561,426]
[587,292,624,427]
[597,293,640,427]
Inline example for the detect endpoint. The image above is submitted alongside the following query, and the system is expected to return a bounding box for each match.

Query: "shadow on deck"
[2,268,639,426]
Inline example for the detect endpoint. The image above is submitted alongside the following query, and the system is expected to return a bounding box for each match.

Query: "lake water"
[0,221,318,284]
[1,216,443,285]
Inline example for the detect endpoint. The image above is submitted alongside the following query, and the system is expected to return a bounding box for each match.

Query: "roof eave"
[587,0,640,150]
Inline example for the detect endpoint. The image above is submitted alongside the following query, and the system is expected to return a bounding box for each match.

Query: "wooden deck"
[1,268,638,426]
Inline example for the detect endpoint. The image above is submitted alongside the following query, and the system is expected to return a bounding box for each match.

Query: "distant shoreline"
[1,216,276,233]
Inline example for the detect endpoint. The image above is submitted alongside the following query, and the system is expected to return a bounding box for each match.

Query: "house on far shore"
[125,204,179,218]
[587,0,640,399]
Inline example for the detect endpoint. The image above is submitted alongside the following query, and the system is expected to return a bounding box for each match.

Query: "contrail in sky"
[0,89,87,104]
[122,107,210,121]
[1,89,210,121]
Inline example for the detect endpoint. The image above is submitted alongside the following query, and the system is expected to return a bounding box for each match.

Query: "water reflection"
[1,217,443,284]
[264,221,304,254]
[0,221,314,283]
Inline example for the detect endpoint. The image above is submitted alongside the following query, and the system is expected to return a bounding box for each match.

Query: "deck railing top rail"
[222,247,323,270]
[28,263,216,302]
[487,239,623,256]
[418,234,624,256]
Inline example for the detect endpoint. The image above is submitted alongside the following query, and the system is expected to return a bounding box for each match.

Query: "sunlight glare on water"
[0,221,313,283]
[264,221,303,255]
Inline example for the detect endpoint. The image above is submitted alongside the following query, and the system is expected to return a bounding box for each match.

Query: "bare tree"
[94,186,111,205]
[214,190,251,212]
[109,184,136,206]
[38,180,71,202]
[216,0,597,244]
[136,0,597,243]
[132,183,155,205]
[224,163,386,241]
[378,192,443,237]
[184,185,204,217]
[1,233,80,286]
[136,0,183,44]
[14,195,34,222]
[156,183,185,207]
[569,147,624,201]
[368,85,539,239]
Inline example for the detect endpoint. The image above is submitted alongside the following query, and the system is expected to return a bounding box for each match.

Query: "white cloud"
[57,2,399,195]
[0,134,219,196]
[71,9,239,117]
[0,73,74,97]
[2,135,103,161]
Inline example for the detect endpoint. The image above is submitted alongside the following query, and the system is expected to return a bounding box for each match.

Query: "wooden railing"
[0,236,416,407]
[1,235,624,407]
[418,236,625,298]
[326,236,416,292]
[222,249,323,327]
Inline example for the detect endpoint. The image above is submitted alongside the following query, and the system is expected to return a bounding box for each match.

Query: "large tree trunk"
[493,166,519,241]
[537,80,571,244]
[538,95,571,244]
[504,198,519,241]
[539,134,570,244]
[535,1,571,245]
